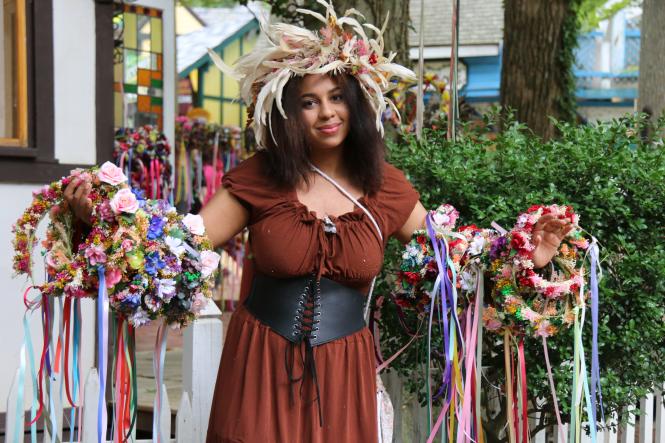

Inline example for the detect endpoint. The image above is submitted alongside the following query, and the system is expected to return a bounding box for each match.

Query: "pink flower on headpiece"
[355,39,369,56]
[320,26,334,45]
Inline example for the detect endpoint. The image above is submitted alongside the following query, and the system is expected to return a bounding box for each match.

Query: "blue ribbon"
[97,265,109,443]
[589,239,605,424]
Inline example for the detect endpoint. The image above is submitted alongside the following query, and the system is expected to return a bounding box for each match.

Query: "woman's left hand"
[531,214,574,268]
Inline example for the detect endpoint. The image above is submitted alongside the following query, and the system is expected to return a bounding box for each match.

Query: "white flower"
[433,212,450,227]
[516,214,529,228]
[460,271,476,291]
[182,214,205,236]
[130,308,151,327]
[156,278,176,302]
[200,250,221,278]
[165,236,186,257]
[468,236,486,256]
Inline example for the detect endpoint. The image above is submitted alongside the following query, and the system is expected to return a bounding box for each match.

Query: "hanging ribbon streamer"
[589,239,604,424]
[15,287,42,443]
[111,316,136,443]
[152,322,169,443]
[97,265,109,443]
[543,337,565,443]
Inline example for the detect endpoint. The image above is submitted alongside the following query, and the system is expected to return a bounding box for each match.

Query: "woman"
[65,4,570,442]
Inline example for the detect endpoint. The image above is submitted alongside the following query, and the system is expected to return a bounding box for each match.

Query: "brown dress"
[206,153,419,443]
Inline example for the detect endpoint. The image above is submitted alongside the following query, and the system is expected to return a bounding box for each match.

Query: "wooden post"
[641,394,655,443]
[531,412,546,443]
[621,405,637,443]
[5,369,23,443]
[82,369,100,443]
[157,384,172,442]
[176,392,193,443]
[182,299,222,443]
[655,386,665,443]
[43,373,64,443]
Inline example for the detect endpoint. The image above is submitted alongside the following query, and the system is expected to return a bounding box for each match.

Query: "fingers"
[63,178,92,224]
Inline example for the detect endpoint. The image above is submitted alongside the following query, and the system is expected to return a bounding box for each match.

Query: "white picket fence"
[382,370,665,443]
[6,298,664,443]
[4,300,223,443]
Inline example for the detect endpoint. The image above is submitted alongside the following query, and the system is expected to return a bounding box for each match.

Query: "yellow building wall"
[175,4,204,36]
[198,26,259,127]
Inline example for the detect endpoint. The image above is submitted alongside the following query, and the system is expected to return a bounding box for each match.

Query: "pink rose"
[110,188,139,214]
[97,161,128,186]
[182,214,205,236]
[105,267,123,288]
[84,245,107,265]
[200,250,221,277]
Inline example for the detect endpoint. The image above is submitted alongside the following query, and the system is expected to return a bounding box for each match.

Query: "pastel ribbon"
[97,265,109,443]
[152,322,169,443]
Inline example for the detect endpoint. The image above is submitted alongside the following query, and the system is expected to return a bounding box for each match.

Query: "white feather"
[207,49,242,82]
[295,8,327,24]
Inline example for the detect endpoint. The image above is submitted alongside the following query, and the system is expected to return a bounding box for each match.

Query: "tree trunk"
[500,0,578,139]
[334,0,411,67]
[637,0,665,120]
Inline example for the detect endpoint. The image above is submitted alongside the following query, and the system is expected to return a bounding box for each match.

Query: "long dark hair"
[262,73,385,195]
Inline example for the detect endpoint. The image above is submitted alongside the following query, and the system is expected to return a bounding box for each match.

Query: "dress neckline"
[289,188,369,221]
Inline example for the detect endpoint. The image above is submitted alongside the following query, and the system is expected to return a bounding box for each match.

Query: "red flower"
[404,271,421,285]
[511,232,527,250]
[369,53,378,65]
[527,205,542,213]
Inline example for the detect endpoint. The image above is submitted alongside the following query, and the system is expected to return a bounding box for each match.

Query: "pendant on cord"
[322,216,337,234]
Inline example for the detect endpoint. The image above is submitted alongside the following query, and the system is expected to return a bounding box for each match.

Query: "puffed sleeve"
[373,162,421,239]
[221,152,277,223]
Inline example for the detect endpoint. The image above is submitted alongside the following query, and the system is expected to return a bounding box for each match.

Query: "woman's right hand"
[63,178,93,226]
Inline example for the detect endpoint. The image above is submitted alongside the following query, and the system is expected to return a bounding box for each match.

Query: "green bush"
[377,111,665,434]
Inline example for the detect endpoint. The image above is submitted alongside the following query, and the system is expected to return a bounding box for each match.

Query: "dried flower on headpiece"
[208,0,416,148]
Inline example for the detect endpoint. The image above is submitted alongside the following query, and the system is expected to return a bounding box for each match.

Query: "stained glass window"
[113,4,163,130]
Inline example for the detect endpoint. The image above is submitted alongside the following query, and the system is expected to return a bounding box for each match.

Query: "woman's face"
[298,74,350,152]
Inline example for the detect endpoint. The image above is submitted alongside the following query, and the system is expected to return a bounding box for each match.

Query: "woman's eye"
[331,95,344,102]
[302,100,316,109]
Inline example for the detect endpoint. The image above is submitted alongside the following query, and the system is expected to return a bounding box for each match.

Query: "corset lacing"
[283,275,324,426]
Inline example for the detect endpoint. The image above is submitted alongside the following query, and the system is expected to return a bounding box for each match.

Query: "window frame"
[0,0,114,184]
[0,0,29,147]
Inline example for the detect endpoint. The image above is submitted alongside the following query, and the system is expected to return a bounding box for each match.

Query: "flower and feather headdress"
[208,0,416,148]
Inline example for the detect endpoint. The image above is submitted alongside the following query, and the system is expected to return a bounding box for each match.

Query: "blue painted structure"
[458,16,640,106]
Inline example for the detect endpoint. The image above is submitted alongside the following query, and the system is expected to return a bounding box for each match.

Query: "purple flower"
[489,236,508,261]
[145,251,165,276]
[121,292,141,308]
[147,215,166,240]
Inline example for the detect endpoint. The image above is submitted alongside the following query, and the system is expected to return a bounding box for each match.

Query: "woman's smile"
[317,122,342,135]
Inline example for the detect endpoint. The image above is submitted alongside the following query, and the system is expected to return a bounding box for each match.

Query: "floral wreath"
[485,204,589,337]
[12,162,220,327]
[396,204,590,338]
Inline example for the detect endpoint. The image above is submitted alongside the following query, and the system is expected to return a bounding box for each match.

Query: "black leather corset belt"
[243,271,367,426]
[243,272,366,346]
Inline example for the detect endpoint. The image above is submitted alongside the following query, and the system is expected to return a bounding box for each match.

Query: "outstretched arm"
[199,187,249,248]
[394,201,428,244]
